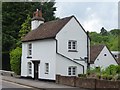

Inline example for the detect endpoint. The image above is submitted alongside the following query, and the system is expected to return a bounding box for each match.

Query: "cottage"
[90,45,118,68]
[21,9,90,80]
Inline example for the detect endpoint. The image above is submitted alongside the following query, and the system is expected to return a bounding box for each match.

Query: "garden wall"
[56,75,120,90]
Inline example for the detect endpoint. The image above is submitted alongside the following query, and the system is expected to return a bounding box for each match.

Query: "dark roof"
[90,45,119,65]
[22,16,73,42]
[90,45,105,64]
[115,54,120,65]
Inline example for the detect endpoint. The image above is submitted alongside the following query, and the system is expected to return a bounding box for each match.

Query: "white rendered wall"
[91,46,118,69]
[21,39,56,80]
[31,20,44,30]
[56,17,89,72]
[56,54,83,76]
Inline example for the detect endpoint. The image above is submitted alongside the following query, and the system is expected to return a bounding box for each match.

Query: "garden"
[78,65,120,80]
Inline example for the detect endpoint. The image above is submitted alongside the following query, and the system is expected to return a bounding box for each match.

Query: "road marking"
[2,80,32,88]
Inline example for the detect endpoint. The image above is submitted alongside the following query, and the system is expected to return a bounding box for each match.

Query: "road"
[1,80,90,90]
[1,80,36,90]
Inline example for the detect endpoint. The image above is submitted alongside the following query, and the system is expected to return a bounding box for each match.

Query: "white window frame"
[45,63,49,74]
[68,66,77,76]
[28,62,32,75]
[68,40,77,51]
[28,43,32,56]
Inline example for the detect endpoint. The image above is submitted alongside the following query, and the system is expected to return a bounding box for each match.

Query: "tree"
[100,27,108,36]
[90,29,120,51]
[2,2,56,70]
[10,47,22,75]
[19,14,31,39]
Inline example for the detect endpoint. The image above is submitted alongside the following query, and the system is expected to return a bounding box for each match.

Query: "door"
[32,61,40,80]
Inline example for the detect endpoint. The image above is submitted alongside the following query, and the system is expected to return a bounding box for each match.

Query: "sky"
[54,0,119,33]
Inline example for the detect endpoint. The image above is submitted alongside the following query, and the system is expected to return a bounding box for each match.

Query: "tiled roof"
[22,16,73,42]
[90,45,120,65]
[115,54,120,65]
[90,45,105,64]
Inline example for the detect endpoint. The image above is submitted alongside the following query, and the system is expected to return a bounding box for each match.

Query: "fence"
[56,75,120,90]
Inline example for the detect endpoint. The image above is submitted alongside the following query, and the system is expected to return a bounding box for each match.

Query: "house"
[21,9,90,80]
[90,45,118,69]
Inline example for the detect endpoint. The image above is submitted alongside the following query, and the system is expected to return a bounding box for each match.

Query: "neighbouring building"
[21,9,90,80]
[111,51,120,65]
[90,45,118,69]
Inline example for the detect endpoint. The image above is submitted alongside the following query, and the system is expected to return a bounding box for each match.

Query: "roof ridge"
[22,15,73,42]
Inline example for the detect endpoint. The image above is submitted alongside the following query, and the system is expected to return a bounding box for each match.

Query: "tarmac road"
[1,80,36,90]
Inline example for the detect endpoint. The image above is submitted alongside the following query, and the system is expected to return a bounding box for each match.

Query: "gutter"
[55,39,85,74]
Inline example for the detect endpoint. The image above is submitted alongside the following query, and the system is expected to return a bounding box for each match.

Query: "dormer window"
[28,43,32,56]
[68,40,77,52]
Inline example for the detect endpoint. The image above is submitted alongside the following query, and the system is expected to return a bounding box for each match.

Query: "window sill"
[68,50,78,52]
[45,72,49,74]
[27,56,32,58]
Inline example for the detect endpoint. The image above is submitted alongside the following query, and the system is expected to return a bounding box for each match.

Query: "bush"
[101,74,108,80]
[78,74,86,78]
[10,47,22,75]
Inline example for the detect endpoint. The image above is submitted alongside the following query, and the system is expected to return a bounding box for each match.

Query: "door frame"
[32,60,40,80]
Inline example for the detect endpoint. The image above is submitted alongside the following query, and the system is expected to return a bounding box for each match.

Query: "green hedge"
[10,47,22,75]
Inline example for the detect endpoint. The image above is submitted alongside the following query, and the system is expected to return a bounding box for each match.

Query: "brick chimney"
[31,9,44,30]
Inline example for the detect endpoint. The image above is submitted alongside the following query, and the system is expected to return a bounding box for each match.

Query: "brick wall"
[56,74,120,89]
[56,75,76,86]
[75,77,95,88]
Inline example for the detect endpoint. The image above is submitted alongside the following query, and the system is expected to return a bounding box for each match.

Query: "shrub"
[101,74,108,80]
[10,47,22,75]
[96,73,101,79]
[78,74,86,78]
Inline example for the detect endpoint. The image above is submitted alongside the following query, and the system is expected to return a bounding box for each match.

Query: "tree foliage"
[2,2,56,70]
[10,47,22,75]
[90,29,120,51]
[19,14,31,39]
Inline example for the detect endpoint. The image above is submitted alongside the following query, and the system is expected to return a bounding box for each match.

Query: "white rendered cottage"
[90,45,118,69]
[21,9,90,80]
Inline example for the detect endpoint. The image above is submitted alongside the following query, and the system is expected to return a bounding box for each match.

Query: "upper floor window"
[104,54,107,56]
[68,40,77,52]
[68,66,77,76]
[114,55,118,58]
[28,43,32,56]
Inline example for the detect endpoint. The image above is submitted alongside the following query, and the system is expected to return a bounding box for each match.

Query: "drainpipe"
[87,31,90,70]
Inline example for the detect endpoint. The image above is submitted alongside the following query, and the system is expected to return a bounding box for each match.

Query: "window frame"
[68,66,77,76]
[45,63,49,74]
[28,62,32,75]
[28,43,32,57]
[68,40,77,52]
[104,53,107,56]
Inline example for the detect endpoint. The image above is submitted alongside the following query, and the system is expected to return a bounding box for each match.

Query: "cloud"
[54,2,118,32]
[82,13,103,32]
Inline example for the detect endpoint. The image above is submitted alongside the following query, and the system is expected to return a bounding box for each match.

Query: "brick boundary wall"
[56,74,120,90]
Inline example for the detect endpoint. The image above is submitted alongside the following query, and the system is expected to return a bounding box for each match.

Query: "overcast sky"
[54,0,119,33]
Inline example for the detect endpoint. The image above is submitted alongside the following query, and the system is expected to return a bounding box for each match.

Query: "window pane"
[28,44,32,56]
[68,42,71,49]
[68,41,77,51]
[68,67,71,75]
[29,44,32,49]
[72,67,76,75]
[28,62,32,75]
[45,63,49,74]
[72,42,76,50]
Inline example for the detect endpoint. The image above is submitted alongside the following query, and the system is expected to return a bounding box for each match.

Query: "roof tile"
[22,16,73,42]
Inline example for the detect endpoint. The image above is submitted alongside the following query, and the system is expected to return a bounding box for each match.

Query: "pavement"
[2,75,80,89]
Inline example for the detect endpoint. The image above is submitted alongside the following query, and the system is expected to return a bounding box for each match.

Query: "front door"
[32,61,40,80]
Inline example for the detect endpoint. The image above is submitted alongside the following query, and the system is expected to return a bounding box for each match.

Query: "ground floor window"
[45,63,49,74]
[68,66,77,76]
[28,62,32,75]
